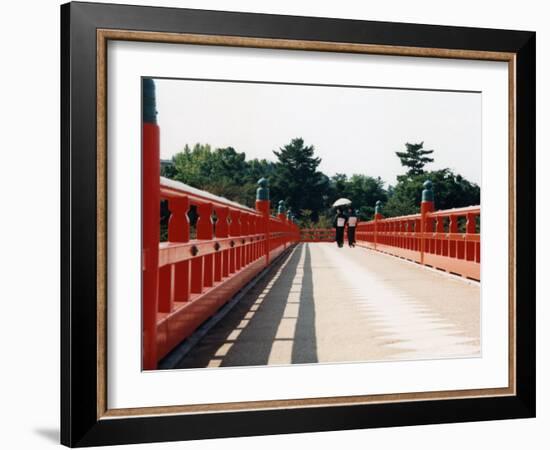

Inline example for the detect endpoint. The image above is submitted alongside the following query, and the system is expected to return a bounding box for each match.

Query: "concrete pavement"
[175,243,480,369]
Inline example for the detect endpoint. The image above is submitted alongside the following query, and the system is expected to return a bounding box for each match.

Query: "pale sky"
[154,78,481,186]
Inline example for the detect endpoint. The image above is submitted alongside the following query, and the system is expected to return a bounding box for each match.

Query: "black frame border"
[61,2,535,447]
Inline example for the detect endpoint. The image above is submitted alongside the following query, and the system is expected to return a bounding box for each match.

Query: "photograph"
[142,77,482,371]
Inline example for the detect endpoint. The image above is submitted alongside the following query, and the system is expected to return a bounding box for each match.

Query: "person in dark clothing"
[347,208,359,247]
[333,208,348,248]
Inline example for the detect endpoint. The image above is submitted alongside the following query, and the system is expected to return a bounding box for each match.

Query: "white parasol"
[332,198,352,207]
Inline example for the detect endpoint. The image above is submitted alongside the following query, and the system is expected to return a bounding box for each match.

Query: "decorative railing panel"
[143,177,300,368]
[300,182,480,282]
[354,206,481,280]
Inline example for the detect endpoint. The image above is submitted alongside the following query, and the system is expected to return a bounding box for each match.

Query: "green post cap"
[256,177,270,201]
[375,200,382,214]
[422,180,434,202]
[142,78,158,124]
[286,208,292,219]
[277,200,286,214]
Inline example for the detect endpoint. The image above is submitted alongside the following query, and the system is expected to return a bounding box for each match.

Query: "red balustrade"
[354,205,480,280]
[421,206,480,279]
[141,79,302,369]
[298,195,480,281]
[356,212,424,262]
[300,228,336,242]
[143,177,300,368]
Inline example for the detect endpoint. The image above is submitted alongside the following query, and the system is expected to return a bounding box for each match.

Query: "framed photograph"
[61,1,535,447]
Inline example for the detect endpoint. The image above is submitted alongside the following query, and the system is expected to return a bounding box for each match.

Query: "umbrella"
[332,198,352,207]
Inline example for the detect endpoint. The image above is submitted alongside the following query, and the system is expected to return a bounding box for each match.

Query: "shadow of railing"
[177,244,319,368]
[291,244,318,364]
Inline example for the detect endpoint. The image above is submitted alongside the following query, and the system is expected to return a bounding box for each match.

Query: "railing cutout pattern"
[142,80,299,369]
[143,177,299,368]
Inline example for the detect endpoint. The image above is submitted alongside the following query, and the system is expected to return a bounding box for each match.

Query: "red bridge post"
[256,178,270,267]
[229,210,242,271]
[374,200,383,250]
[420,180,435,265]
[197,202,214,289]
[215,206,229,281]
[169,197,190,304]
[277,200,287,249]
[142,78,160,370]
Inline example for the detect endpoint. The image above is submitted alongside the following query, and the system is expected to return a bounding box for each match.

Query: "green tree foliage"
[245,158,276,184]
[382,143,479,217]
[299,209,314,229]
[270,138,330,221]
[162,139,479,226]
[383,169,480,217]
[395,142,434,176]
[171,144,246,186]
[160,161,177,179]
[327,174,387,220]
[166,143,276,207]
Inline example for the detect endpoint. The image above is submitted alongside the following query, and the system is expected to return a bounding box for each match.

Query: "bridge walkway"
[176,242,480,369]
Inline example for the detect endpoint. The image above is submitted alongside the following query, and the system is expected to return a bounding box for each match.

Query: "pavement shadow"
[177,244,308,368]
[291,244,318,364]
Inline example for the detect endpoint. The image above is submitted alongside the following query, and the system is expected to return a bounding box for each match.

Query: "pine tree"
[271,138,329,220]
[395,142,434,176]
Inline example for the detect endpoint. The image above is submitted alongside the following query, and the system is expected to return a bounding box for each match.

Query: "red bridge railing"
[143,178,299,368]
[356,205,480,281]
[142,79,300,369]
[300,228,336,242]
[300,182,480,282]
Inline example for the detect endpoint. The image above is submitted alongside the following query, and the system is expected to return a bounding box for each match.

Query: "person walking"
[347,208,359,247]
[333,207,348,248]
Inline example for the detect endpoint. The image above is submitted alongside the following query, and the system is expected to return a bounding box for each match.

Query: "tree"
[170,143,213,187]
[327,174,387,220]
[346,175,387,214]
[395,142,434,176]
[383,169,480,217]
[243,158,276,185]
[211,146,247,184]
[271,138,330,220]
[162,138,480,225]
[330,173,350,198]
[168,144,258,207]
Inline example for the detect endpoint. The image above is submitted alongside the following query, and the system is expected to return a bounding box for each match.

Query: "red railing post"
[256,178,270,267]
[215,206,229,237]
[374,200,383,250]
[158,264,174,313]
[215,206,229,280]
[230,210,242,270]
[420,180,435,265]
[169,197,190,303]
[466,212,476,261]
[197,203,214,288]
[277,200,287,248]
[250,215,258,261]
[436,216,444,256]
[227,209,238,273]
[242,213,251,265]
[142,78,160,370]
[449,214,458,258]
